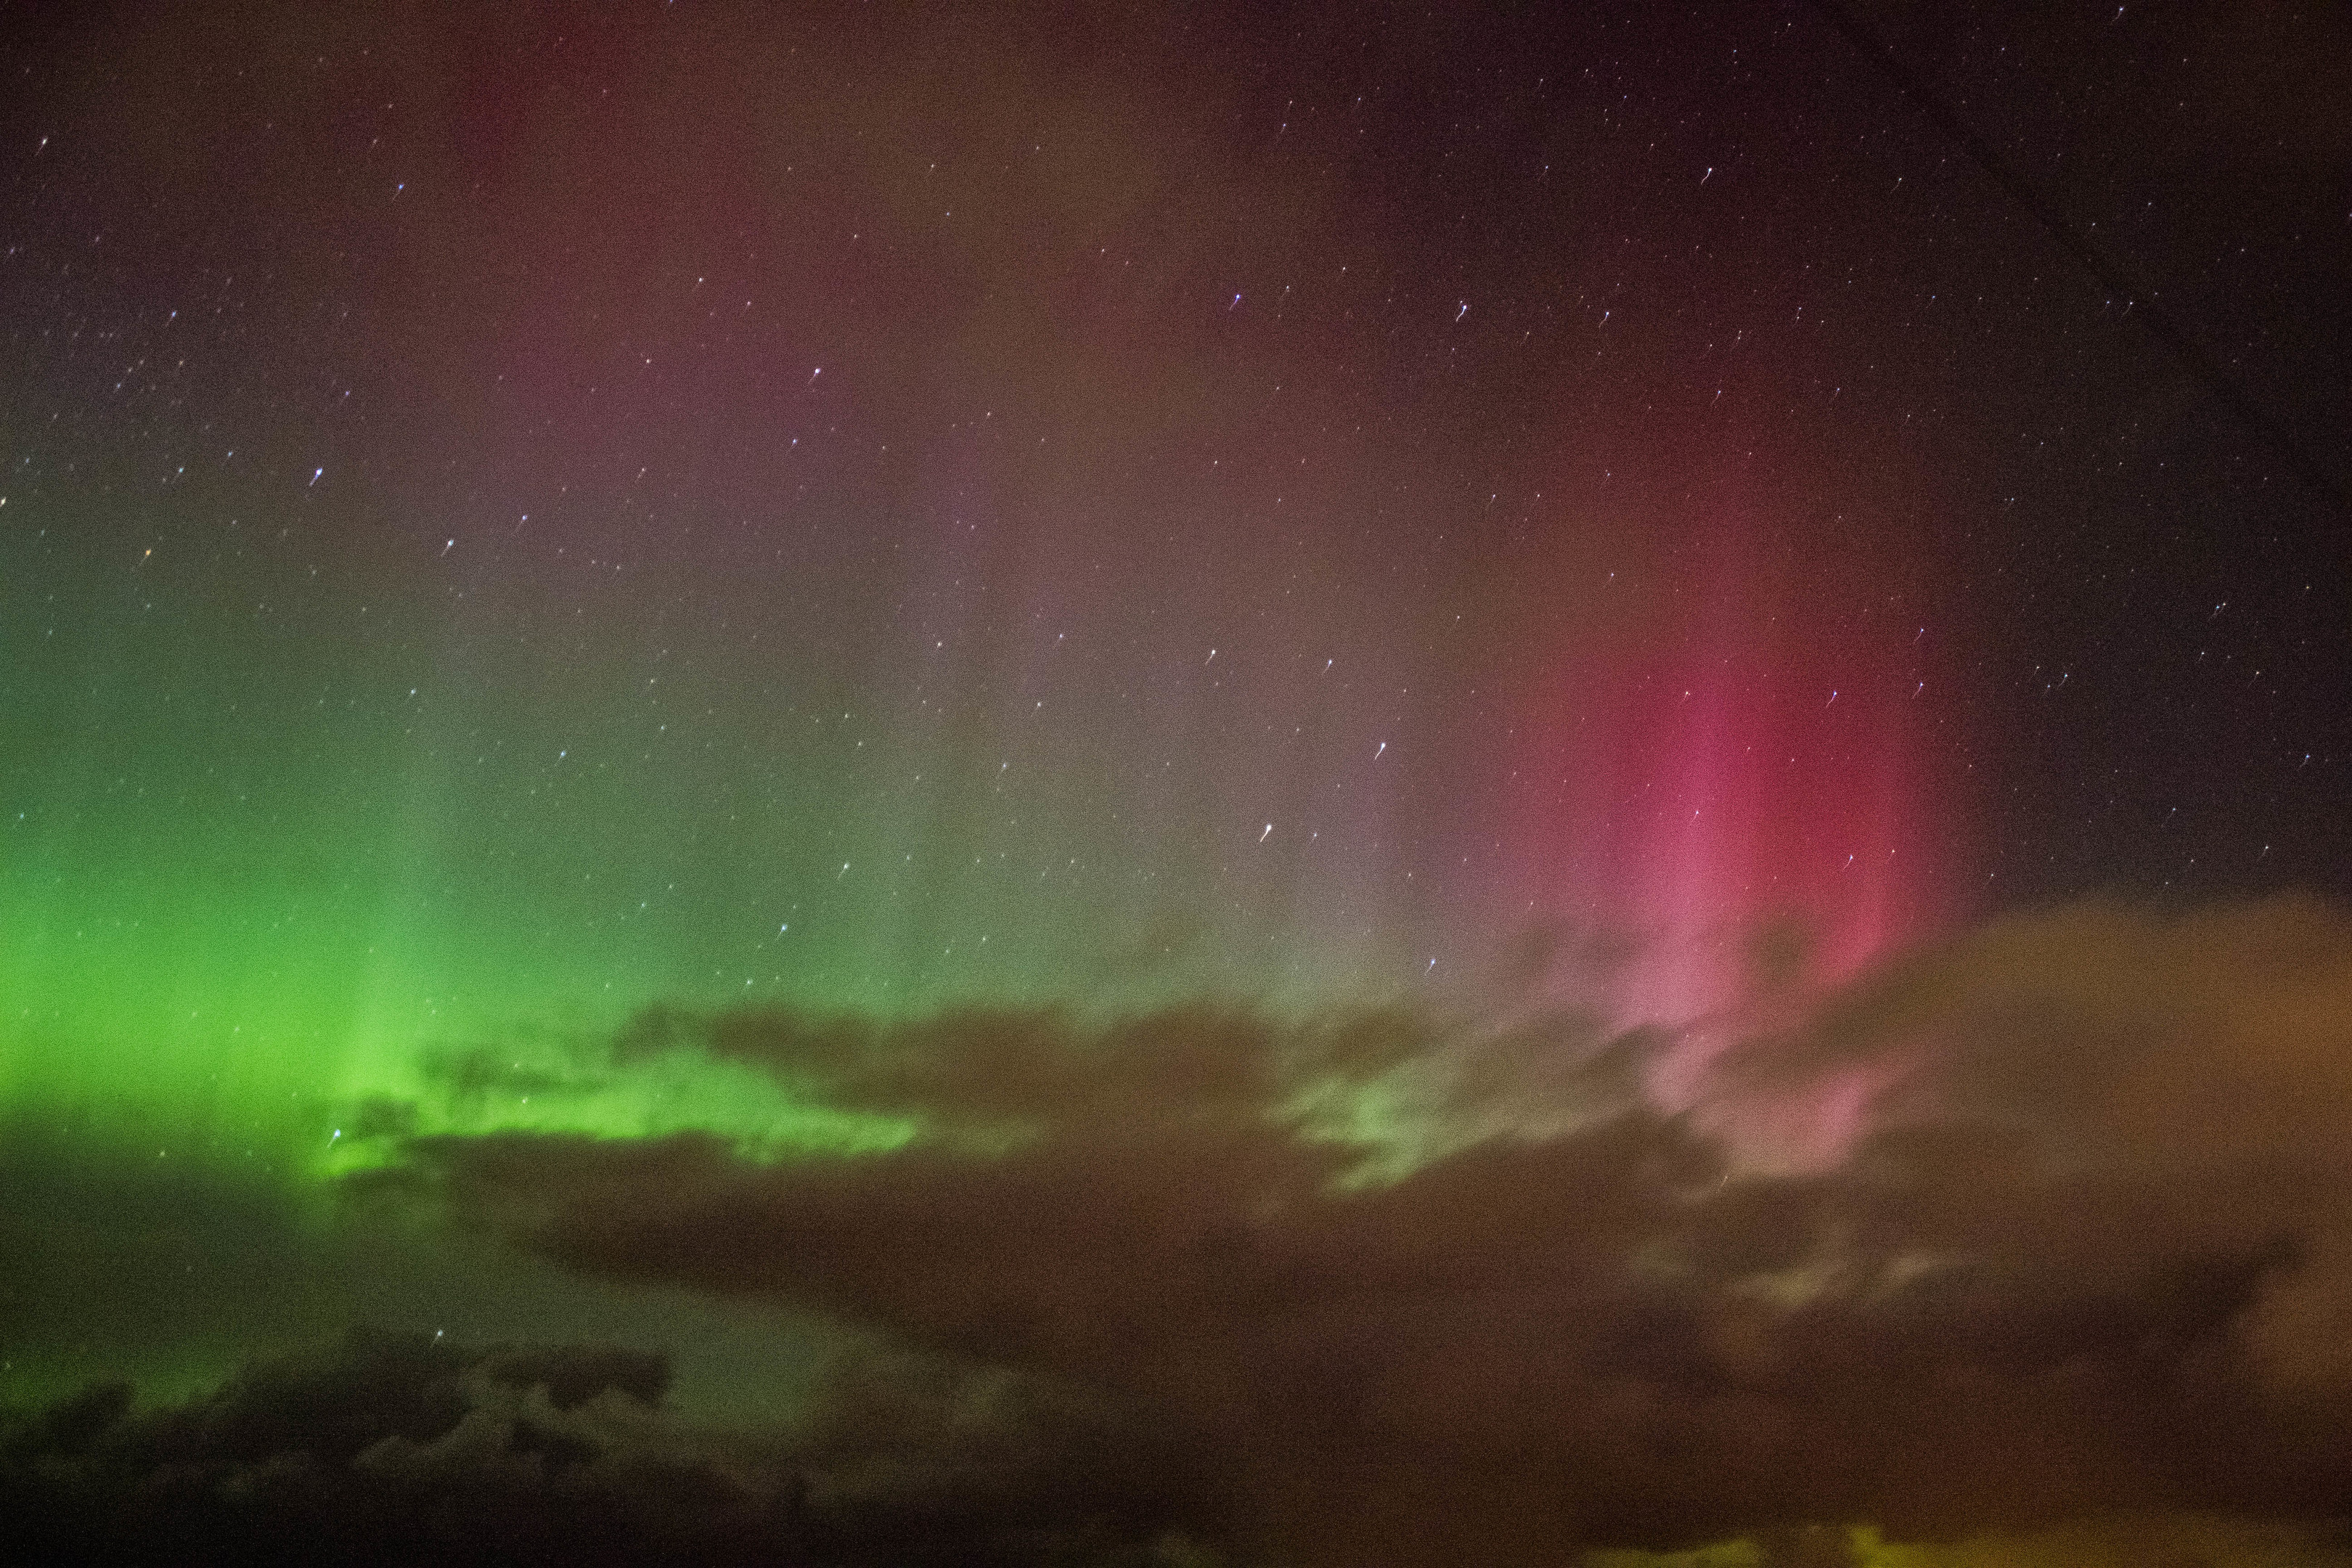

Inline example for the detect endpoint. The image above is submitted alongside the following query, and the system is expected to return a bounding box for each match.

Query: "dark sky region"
[3,1,2351,1564]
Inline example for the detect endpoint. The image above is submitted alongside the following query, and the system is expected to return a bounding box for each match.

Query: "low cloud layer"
[353,897,2352,1561]
[2,1331,769,1566]
[0,1328,1213,1566]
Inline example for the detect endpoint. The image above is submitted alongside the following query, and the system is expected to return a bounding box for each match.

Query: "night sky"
[4,3,2351,1564]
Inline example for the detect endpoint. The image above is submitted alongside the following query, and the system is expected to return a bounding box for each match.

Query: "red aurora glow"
[1500,494,1953,1151]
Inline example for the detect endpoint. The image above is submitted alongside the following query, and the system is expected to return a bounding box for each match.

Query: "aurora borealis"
[5,2,2351,1563]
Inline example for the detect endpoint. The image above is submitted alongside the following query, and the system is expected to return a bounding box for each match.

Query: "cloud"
[0,1328,1214,1567]
[364,897,2352,1561]
[1747,896,2352,1392]
[0,1329,769,1565]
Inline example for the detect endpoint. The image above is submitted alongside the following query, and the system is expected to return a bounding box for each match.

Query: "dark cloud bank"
[17,897,2352,1564]
[0,1328,1210,1567]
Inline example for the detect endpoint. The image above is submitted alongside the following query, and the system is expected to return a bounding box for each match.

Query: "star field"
[1,10,2349,1530]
